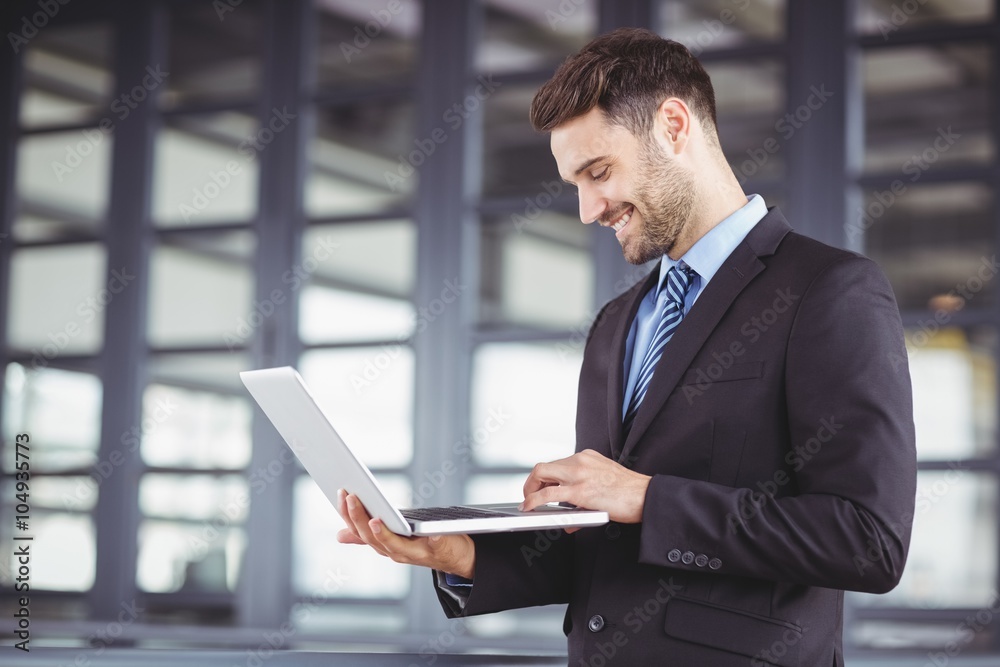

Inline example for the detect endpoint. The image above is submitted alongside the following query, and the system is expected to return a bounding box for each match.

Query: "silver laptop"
[240,367,609,536]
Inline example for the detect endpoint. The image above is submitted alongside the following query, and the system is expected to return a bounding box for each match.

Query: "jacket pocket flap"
[664,597,803,666]
[681,360,764,386]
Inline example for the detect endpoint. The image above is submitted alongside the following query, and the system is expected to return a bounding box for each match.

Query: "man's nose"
[578,186,606,225]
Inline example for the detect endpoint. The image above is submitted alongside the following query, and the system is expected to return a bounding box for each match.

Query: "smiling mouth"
[610,205,634,236]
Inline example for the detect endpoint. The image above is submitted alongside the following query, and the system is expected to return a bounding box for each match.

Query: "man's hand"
[520,449,652,525]
[335,489,476,579]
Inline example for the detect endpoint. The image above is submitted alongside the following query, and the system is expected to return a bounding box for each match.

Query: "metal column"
[237,0,313,630]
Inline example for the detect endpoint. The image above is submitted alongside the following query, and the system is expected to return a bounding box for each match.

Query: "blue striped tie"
[623,264,696,434]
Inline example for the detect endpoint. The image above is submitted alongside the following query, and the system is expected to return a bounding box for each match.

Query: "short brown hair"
[529,27,718,139]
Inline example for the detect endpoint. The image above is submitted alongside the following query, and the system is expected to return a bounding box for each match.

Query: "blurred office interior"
[1,0,1000,663]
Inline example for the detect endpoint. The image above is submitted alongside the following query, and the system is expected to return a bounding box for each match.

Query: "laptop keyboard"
[400,506,509,522]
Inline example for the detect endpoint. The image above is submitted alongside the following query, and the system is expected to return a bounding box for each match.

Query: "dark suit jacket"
[435,209,917,666]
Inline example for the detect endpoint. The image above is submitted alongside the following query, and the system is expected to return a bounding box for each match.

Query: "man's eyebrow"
[561,155,610,184]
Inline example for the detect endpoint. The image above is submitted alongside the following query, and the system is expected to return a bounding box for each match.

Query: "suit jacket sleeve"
[638,254,917,593]
[434,530,575,617]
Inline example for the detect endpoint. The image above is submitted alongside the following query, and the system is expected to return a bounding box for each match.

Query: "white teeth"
[612,209,632,232]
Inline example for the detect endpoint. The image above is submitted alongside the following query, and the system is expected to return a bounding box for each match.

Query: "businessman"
[337,27,917,666]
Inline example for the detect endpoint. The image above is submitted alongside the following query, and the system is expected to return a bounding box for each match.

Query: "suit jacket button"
[708,558,722,570]
[605,523,621,540]
[588,615,605,633]
[695,554,708,567]
[681,551,695,565]
[667,549,682,563]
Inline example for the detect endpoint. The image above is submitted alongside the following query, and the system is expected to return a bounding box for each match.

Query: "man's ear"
[652,98,691,155]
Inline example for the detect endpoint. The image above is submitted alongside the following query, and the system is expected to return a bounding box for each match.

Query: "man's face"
[551,107,695,264]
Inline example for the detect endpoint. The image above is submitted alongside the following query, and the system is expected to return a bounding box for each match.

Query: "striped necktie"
[623,264,696,435]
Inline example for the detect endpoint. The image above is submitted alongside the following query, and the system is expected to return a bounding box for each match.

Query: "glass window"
[907,327,996,460]
[149,351,251,394]
[482,83,561,197]
[863,44,992,173]
[479,213,593,330]
[140,474,249,522]
[2,364,103,473]
[860,181,993,312]
[857,0,993,35]
[470,342,581,467]
[147,230,255,348]
[299,348,414,468]
[0,508,95,591]
[139,384,253,470]
[315,0,422,87]
[465,473,526,504]
[19,22,114,129]
[657,0,786,52]
[8,476,99,513]
[161,1,262,110]
[15,131,112,239]
[853,471,997,609]
[306,99,416,219]
[292,475,411,598]
[152,112,261,227]
[298,221,416,344]
[707,59,786,185]
[7,244,108,356]
[136,519,246,593]
[477,0,597,75]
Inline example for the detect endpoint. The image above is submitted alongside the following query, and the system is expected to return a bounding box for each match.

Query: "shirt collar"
[658,194,768,290]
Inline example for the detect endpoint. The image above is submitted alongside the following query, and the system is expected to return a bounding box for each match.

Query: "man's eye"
[594,168,609,181]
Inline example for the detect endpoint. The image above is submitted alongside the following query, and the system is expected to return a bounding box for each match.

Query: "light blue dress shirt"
[621,194,769,419]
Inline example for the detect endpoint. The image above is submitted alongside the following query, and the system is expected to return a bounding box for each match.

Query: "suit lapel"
[608,267,660,460]
[616,209,792,465]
